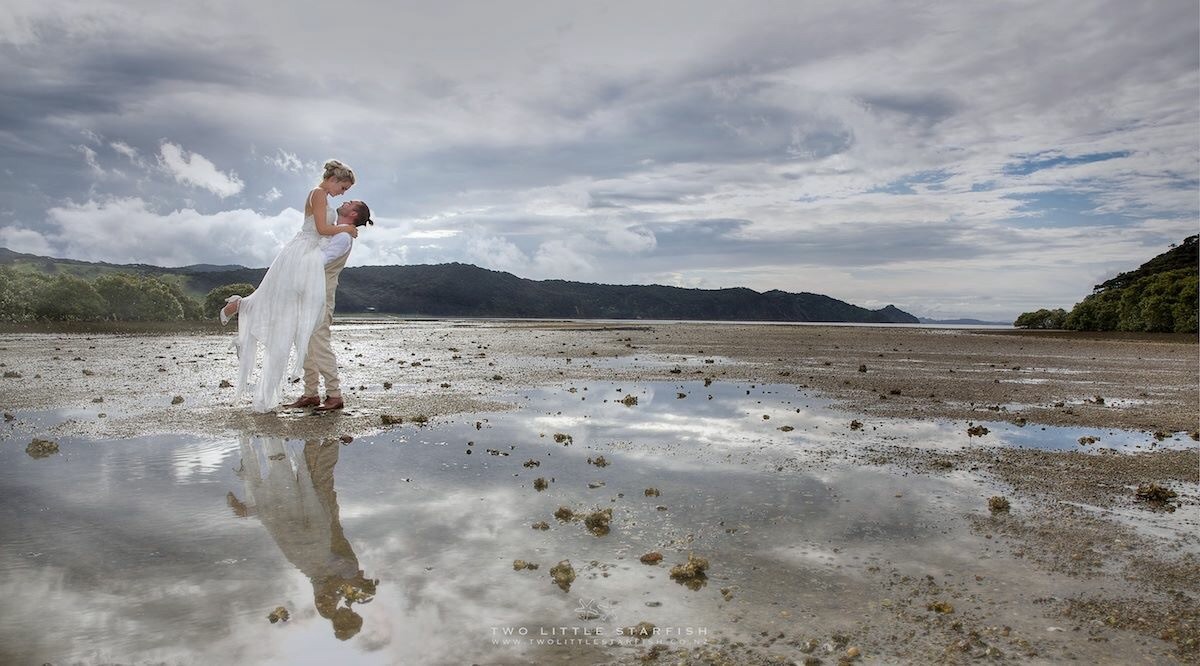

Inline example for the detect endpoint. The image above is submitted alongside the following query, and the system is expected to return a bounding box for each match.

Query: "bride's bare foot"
[219,295,241,325]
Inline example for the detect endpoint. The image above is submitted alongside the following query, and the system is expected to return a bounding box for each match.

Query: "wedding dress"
[234,195,330,412]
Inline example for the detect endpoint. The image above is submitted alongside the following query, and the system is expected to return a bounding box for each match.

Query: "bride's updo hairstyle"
[323,159,356,184]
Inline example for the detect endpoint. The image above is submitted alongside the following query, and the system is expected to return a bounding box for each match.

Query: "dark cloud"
[857,92,960,129]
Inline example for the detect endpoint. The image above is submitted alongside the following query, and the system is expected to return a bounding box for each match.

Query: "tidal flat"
[0,320,1197,665]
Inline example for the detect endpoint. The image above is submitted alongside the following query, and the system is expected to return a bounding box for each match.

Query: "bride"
[220,160,360,412]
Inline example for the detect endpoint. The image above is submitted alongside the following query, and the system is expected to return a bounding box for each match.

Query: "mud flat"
[0,320,1196,664]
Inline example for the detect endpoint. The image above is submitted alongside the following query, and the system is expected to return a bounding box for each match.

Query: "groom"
[286,200,372,412]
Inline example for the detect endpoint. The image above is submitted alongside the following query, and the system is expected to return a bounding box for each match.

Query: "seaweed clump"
[1136,483,1178,512]
[987,496,1011,514]
[927,601,955,614]
[550,560,576,592]
[26,438,58,459]
[669,553,709,590]
[584,508,613,536]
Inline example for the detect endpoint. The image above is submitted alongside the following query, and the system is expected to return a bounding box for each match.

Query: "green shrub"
[34,275,109,321]
[93,273,184,321]
[204,283,256,320]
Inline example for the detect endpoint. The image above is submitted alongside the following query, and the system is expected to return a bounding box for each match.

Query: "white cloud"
[603,224,656,253]
[0,225,54,256]
[532,238,594,278]
[406,229,460,239]
[465,234,527,273]
[108,140,149,171]
[5,197,298,267]
[75,145,104,177]
[264,149,308,174]
[261,186,282,202]
[158,142,244,198]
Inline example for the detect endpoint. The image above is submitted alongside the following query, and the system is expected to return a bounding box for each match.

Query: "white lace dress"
[234,206,330,412]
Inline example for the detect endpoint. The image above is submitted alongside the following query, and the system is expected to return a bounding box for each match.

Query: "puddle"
[582,354,744,371]
[0,381,1193,664]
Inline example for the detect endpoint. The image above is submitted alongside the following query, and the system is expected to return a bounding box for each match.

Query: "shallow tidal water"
[1,380,1194,665]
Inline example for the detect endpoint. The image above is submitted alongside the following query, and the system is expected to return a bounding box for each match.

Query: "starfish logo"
[574,598,611,621]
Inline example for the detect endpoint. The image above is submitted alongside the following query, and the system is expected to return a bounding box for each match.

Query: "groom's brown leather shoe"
[284,395,321,408]
[314,395,345,412]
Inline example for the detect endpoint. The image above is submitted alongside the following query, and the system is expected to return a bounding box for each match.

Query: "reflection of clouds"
[171,438,236,481]
[9,378,1188,664]
[345,485,619,664]
[0,551,288,665]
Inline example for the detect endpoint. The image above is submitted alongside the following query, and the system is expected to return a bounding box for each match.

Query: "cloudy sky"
[1,0,1197,320]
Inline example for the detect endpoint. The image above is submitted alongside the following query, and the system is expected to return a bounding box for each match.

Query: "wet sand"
[0,320,1197,664]
[2,320,1195,439]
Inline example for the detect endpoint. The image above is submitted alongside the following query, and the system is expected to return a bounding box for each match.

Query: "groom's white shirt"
[320,232,352,265]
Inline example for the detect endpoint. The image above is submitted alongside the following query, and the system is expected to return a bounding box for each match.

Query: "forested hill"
[179,262,919,323]
[1091,235,1198,293]
[1014,235,1198,332]
[0,248,918,323]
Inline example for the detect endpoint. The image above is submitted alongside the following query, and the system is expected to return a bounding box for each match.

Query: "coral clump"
[584,508,613,536]
[987,496,1011,513]
[640,552,664,565]
[1136,482,1178,512]
[550,560,576,592]
[669,553,709,590]
[26,438,59,459]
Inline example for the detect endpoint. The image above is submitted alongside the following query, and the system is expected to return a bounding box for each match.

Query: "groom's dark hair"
[351,201,373,227]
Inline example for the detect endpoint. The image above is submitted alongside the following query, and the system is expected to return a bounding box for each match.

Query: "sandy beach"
[1,320,1197,664]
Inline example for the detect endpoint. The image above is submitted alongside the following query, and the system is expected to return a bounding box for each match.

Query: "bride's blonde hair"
[323,159,356,183]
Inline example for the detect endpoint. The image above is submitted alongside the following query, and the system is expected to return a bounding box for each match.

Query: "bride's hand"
[344,225,359,239]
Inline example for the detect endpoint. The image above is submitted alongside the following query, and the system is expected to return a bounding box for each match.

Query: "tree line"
[1014,236,1198,333]
[0,267,252,323]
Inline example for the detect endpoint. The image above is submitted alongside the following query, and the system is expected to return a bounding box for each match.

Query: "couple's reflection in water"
[228,437,378,640]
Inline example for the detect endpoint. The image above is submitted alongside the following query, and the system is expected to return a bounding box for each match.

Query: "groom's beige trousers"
[302,249,349,398]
